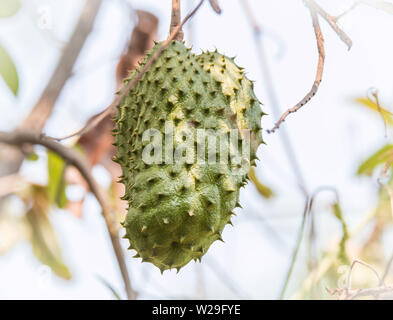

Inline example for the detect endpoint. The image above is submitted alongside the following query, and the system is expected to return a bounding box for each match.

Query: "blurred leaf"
[357,144,393,176]
[0,0,20,18]
[249,167,274,199]
[359,217,386,265]
[332,202,350,264]
[96,275,122,300]
[25,186,72,280]
[0,44,18,95]
[355,97,393,126]
[47,151,67,208]
[26,152,39,162]
[374,174,393,221]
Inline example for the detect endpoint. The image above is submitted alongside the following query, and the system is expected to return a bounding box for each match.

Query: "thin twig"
[381,253,393,284]
[279,197,310,299]
[267,0,354,133]
[347,259,382,289]
[334,0,393,21]
[327,257,393,300]
[0,131,137,300]
[0,0,103,177]
[208,0,222,14]
[170,0,184,41]
[20,0,103,133]
[241,0,261,32]
[327,255,393,300]
[240,0,311,298]
[334,2,361,20]
[309,0,352,50]
[52,0,206,142]
[268,1,325,133]
[0,173,26,198]
[358,0,393,14]
[279,186,342,299]
[368,88,387,137]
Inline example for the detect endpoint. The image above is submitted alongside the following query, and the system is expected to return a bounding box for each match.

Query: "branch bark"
[170,0,184,41]
[0,0,103,177]
[0,130,137,300]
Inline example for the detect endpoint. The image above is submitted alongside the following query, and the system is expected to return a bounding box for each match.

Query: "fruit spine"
[113,41,265,272]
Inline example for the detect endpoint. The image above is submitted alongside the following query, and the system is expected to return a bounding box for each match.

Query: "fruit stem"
[170,0,184,41]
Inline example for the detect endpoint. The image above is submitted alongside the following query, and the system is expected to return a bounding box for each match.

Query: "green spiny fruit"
[114,41,265,273]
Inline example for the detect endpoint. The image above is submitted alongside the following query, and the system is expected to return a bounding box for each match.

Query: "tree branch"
[0,130,137,300]
[347,259,382,289]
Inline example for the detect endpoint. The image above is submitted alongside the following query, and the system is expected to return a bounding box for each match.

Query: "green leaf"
[0,0,20,18]
[249,167,275,199]
[0,44,18,95]
[355,97,393,126]
[357,144,393,176]
[25,186,72,280]
[26,152,39,162]
[47,151,67,209]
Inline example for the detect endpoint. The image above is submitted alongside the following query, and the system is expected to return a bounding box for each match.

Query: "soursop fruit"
[113,41,265,272]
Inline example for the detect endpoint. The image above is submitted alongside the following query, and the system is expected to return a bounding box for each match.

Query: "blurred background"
[0,0,393,299]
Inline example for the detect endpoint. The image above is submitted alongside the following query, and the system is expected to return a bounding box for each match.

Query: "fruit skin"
[113,41,265,273]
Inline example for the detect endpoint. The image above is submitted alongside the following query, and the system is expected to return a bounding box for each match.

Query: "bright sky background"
[0,0,393,299]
